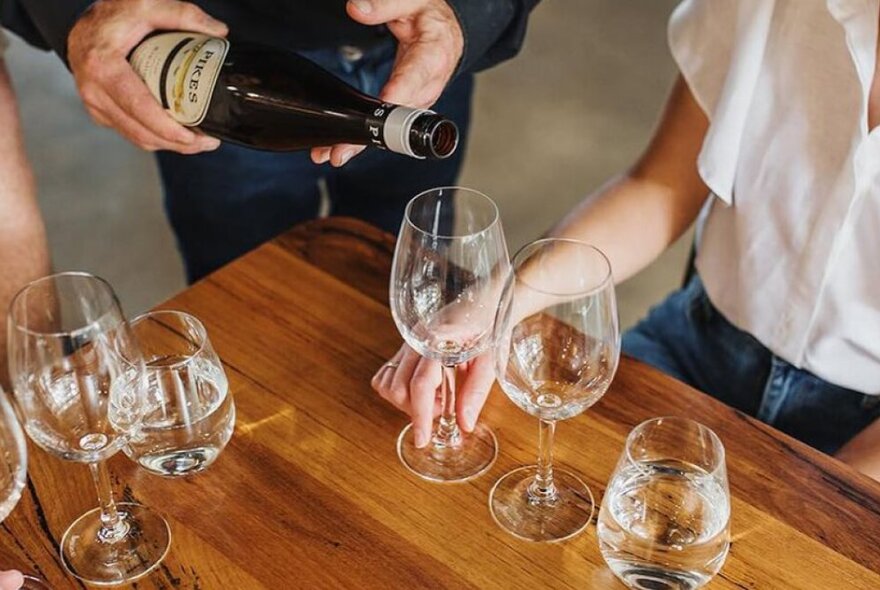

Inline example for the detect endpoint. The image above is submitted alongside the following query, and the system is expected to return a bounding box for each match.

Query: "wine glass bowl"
[123,310,235,477]
[7,272,170,586]
[390,187,510,482]
[491,238,620,542]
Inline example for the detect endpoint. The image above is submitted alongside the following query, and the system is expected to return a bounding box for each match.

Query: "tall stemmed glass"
[390,187,510,482]
[7,272,170,586]
[492,238,620,541]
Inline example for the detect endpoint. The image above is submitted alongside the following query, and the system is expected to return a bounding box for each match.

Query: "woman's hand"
[372,344,495,448]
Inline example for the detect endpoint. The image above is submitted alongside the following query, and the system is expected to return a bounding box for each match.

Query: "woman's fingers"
[410,357,443,447]
[455,354,496,432]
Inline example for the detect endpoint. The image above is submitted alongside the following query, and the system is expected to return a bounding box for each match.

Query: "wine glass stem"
[529,419,558,503]
[433,363,461,447]
[89,461,129,543]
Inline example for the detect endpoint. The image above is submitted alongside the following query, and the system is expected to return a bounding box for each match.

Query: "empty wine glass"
[7,272,170,586]
[598,417,731,590]
[123,310,235,477]
[390,187,510,482]
[492,238,620,541]
[0,386,50,590]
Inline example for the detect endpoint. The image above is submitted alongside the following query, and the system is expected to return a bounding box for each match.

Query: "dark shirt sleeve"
[1,0,96,59]
[444,0,540,75]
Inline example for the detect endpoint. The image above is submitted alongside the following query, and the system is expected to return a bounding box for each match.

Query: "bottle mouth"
[426,119,459,159]
[410,114,460,160]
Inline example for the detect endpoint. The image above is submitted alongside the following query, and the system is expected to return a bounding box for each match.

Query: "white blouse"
[671,0,880,393]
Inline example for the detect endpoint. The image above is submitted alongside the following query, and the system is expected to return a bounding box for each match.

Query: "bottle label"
[129,32,229,126]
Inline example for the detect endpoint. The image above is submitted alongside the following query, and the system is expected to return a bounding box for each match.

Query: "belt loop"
[756,357,791,425]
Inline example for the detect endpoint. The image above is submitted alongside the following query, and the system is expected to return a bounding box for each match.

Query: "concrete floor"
[5,0,687,327]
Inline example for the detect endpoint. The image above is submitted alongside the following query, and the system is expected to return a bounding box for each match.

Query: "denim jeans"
[623,275,880,454]
[156,40,474,282]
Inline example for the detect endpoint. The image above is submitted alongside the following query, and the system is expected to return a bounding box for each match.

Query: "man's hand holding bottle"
[66,0,465,165]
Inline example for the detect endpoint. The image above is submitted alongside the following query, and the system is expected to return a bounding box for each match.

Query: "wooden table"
[2,218,879,589]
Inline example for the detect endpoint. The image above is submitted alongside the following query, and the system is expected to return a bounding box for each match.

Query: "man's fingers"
[329,144,366,167]
[111,67,198,144]
[94,96,171,151]
[150,0,228,37]
[346,0,428,25]
[311,147,332,164]
[455,354,496,432]
[110,68,221,152]
[380,43,451,109]
[99,93,217,153]
[410,358,442,448]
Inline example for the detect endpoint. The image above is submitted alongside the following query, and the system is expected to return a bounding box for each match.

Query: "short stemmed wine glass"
[492,238,620,541]
[390,187,510,482]
[7,272,170,586]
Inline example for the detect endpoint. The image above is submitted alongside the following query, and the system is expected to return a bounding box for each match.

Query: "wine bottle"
[129,32,459,159]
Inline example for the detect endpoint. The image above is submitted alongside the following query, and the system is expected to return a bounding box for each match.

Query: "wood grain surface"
[1,217,878,589]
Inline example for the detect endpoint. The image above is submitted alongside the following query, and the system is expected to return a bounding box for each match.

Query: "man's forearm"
[0,62,50,384]
[3,0,95,60]
[445,0,540,75]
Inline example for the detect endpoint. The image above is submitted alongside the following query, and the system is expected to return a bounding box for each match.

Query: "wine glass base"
[397,422,497,483]
[489,465,594,542]
[61,502,171,586]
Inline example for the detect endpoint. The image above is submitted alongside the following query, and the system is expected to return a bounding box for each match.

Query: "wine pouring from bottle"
[129,32,459,159]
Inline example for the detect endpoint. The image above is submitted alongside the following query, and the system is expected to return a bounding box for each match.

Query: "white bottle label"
[129,32,229,126]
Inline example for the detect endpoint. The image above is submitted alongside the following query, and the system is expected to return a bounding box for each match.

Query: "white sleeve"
[668,0,775,205]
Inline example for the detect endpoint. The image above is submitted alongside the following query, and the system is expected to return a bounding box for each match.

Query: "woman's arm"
[549,75,711,282]
[0,59,50,384]
[835,418,880,481]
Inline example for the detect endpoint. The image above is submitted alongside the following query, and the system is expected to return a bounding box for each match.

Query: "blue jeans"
[157,40,474,282]
[623,276,880,454]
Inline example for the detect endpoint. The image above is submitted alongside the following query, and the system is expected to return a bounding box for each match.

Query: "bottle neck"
[377,106,459,159]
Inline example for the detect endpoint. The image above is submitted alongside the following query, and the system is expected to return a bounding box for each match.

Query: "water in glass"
[123,310,235,477]
[598,417,730,590]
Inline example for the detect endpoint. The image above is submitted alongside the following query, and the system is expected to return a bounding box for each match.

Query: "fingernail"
[203,137,222,150]
[415,428,430,448]
[338,148,355,166]
[350,0,372,14]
